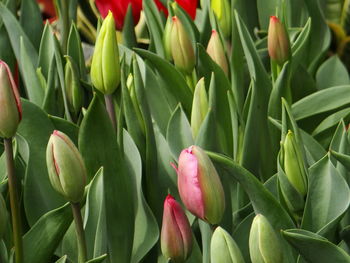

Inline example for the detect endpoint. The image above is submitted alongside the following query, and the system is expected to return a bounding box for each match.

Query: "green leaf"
[282,229,350,262]
[316,56,350,90]
[48,116,79,145]
[38,23,56,79]
[85,254,108,263]
[122,5,137,48]
[312,108,350,136]
[292,86,350,120]
[79,95,135,262]
[55,255,69,263]
[23,203,72,263]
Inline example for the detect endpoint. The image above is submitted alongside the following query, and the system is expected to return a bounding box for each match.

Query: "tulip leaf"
[282,229,350,262]
[55,255,69,263]
[300,129,326,166]
[302,154,350,240]
[166,104,194,160]
[312,108,350,136]
[17,99,65,225]
[291,18,312,71]
[38,23,56,79]
[79,95,135,262]
[85,254,108,263]
[49,116,79,146]
[292,85,350,120]
[122,6,137,49]
[23,203,72,263]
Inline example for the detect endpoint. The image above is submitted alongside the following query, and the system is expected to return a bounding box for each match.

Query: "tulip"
[191,78,208,138]
[207,29,229,75]
[211,0,231,38]
[91,11,120,95]
[46,130,87,203]
[0,194,7,239]
[65,56,83,117]
[249,214,283,263]
[95,0,142,30]
[155,0,197,19]
[0,60,22,139]
[170,16,196,74]
[268,16,291,66]
[174,146,225,224]
[211,227,245,263]
[37,0,57,22]
[163,16,173,61]
[161,194,193,263]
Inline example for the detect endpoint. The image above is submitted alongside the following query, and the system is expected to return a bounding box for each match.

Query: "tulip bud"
[91,11,120,95]
[191,78,208,138]
[249,214,283,263]
[206,30,229,75]
[282,130,308,196]
[65,56,83,117]
[268,16,291,66]
[175,146,225,224]
[211,0,232,38]
[211,227,245,263]
[161,194,193,263]
[163,17,173,61]
[0,60,22,139]
[46,130,87,203]
[0,194,7,239]
[170,16,195,74]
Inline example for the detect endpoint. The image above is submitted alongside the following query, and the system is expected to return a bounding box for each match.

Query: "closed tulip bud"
[91,11,120,95]
[65,56,83,116]
[161,194,193,263]
[0,194,7,238]
[249,214,283,263]
[174,146,225,224]
[0,60,22,139]
[191,78,208,138]
[211,0,232,38]
[211,227,245,263]
[268,16,291,66]
[207,30,229,75]
[163,17,173,61]
[46,130,87,203]
[170,16,195,74]
[282,130,307,196]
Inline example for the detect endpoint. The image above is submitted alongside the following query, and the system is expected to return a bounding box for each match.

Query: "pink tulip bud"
[175,146,225,224]
[268,16,291,66]
[0,60,22,139]
[161,194,193,263]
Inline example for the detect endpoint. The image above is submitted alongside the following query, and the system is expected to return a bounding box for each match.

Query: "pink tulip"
[161,194,193,263]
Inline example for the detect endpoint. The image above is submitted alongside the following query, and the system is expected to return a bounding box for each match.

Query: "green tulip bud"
[207,29,229,75]
[170,16,195,74]
[91,11,120,94]
[249,214,283,263]
[268,16,291,66]
[46,130,87,203]
[65,56,83,117]
[0,194,7,239]
[0,60,22,139]
[211,227,245,263]
[211,0,232,39]
[282,130,307,196]
[191,78,208,138]
[163,17,173,61]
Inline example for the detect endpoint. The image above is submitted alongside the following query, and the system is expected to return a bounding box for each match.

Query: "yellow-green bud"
[170,16,195,74]
[46,130,87,203]
[190,78,208,138]
[207,29,229,75]
[0,194,7,238]
[211,0,232,39]
[91,11,120,94]
[211,227,245,263]
[249,214,283,263]
[282,130,308,196]
[65,56,83,116]
[163,17,173,61]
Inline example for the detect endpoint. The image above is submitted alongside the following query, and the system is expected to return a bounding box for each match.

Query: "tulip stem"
[71,202,87,263]
[105,94,117,131]
[4,138,23,263]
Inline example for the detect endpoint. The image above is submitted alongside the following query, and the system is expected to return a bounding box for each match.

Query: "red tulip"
[37,0,57,22]
[268,16,291,65]
[95,0,142,30]
[155,0,198,19]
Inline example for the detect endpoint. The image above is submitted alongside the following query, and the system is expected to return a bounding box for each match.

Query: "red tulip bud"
[161,194,193,263]
[155,0,197,19]
[268,16,291,65]
[0,60,22,139]
[174,146,225,224]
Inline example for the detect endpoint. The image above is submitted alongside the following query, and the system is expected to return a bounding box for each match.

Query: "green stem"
[4,138,23,263]
[104,94,117,131]
[71,202,87,263]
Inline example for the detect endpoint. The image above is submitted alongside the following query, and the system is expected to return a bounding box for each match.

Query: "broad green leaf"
[67,23,87,79]
[48,116,79,145]
[312,108,350,136]
[292,85,350,120]
[300,129,326,166]
[232,213,254,262]
[122,6,137,48]
[85,254,108,263]
[17,100,65,225]
[79,95,135,262]
[23,203,72,263]
[291,18,312,71]
[55,255,69,263]
[282,229,350,262]
[316,56,350,90]
[38,23,56,79]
